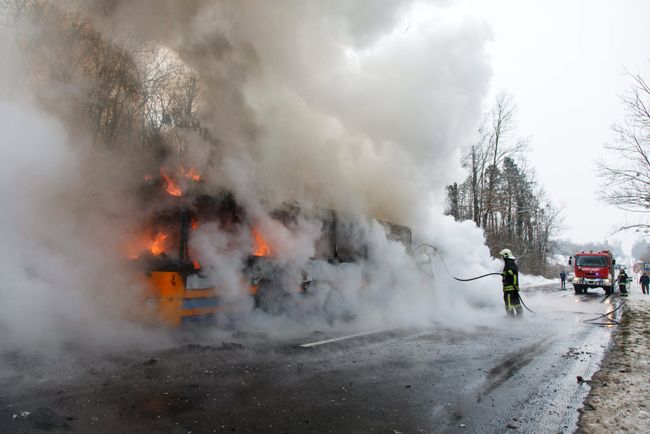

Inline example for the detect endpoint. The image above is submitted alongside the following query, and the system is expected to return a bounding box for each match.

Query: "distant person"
[500,249,523,317]
[640,272,649,295]
[559,270,567,290]
[618,268,629,296]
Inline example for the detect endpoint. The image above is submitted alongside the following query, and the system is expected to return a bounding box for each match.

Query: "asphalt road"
[0,284,620,433]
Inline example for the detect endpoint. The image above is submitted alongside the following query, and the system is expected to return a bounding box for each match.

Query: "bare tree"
[446,94,564,276]
[460,141,487,226]
[631,239,650,261]
[7,0,210,161]
[481,93,528,229]
[599,70,650,232]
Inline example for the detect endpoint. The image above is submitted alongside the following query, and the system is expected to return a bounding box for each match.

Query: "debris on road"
[221,342,244,350]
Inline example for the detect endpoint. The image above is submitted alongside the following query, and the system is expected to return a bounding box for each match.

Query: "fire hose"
[414,244,627,321]
[451,272,503,282]
[414,243,536,313]
[581,302,625,326]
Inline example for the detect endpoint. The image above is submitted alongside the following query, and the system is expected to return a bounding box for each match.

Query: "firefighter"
[500,248,523,317]
[559,270,567,290]
[618,268,629,296]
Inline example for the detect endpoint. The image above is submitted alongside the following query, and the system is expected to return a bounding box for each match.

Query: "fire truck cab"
[568,250,616,295]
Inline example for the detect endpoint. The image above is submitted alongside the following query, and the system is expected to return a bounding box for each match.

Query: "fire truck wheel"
[574,285,584,295]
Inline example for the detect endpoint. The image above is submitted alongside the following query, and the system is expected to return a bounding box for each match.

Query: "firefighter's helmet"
[499,248,515,260]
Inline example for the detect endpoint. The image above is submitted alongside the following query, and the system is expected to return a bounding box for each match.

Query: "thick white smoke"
[0,1,516,353]
[80,0,491,223]
[0,101,175,353]
[233,2,491,221]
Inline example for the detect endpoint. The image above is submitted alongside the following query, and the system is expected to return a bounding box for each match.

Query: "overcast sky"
[454,0,650,253]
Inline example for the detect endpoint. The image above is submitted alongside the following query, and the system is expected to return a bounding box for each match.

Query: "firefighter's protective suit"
[502,257,523,316]
[618,269,629,296]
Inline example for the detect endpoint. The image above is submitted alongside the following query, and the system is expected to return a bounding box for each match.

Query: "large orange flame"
[150,232,168,256]
[160,169,182,197]
[158,166,202,197]
[251,227,273,257]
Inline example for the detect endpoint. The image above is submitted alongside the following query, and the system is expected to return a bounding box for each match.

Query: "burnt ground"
[0,284,619,433]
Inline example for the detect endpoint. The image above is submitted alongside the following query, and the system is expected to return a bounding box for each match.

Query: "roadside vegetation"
[448,66,650,276]
[2,0,209,162]
[445,93,562,276]
[598,69,650,234]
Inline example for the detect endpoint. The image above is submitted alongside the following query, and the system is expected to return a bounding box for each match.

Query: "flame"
[185,167,201,182]
[150,232,168,256]
[125,231,159,260]
[158,166,201,197]
[160,169,182,197]
[251,227,273,257]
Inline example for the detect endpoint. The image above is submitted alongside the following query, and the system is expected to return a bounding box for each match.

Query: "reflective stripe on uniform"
[505,293,521,310]
[503,269,519,292]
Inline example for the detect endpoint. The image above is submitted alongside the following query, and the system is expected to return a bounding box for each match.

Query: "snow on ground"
[578,284,650,433]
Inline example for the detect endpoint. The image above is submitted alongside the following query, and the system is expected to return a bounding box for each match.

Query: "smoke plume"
[0,0,507,353]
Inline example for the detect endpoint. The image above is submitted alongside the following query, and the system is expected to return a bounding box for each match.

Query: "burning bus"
[129,168,412,327]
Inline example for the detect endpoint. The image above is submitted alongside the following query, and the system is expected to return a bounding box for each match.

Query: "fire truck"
[568,250,616,295]
[131,172,412,326]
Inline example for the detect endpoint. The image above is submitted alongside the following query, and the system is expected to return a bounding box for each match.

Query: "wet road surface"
[0,284,620,433]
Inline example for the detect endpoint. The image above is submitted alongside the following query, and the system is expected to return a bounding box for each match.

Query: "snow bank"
[578,285,650,432]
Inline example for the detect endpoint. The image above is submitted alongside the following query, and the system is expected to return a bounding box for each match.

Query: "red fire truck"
[568,250,616,295]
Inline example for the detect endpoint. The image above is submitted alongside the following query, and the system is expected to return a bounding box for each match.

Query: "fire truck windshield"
[576,256,607,267]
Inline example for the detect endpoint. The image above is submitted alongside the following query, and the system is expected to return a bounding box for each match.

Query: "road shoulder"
[577,294,650,432]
